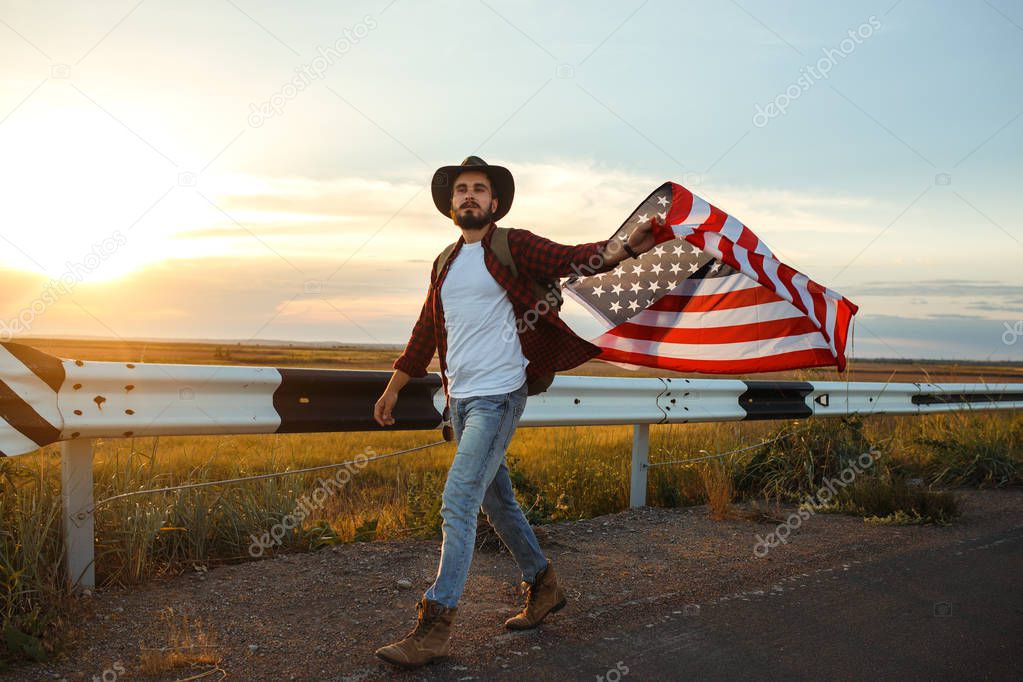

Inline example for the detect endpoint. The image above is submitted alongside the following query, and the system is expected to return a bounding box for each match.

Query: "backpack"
[434,226,558,396]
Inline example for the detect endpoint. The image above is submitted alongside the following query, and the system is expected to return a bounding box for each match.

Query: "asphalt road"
[463,523,1023,681]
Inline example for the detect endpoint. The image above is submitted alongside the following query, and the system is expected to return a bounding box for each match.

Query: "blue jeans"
[424,379,547,608]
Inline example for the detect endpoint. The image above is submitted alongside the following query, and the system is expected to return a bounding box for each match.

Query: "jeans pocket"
[451,398,467,441]
[511,379,528,411]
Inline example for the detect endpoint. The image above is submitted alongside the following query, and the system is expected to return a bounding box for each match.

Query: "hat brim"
[431,164,514,222]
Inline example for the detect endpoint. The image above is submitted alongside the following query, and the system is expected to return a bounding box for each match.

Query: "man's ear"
[491,198,499,213]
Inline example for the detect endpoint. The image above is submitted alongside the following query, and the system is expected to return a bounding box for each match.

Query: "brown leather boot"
[375,597,457,669]
[504,561,567,630]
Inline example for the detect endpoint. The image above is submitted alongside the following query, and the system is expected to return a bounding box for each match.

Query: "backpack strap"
[434,242,459,282]
[494,226,558,304]
[489,227,518,279]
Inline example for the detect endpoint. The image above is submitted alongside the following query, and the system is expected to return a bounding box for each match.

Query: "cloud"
[844,280,1023,319]
[852,314,1020,361]
[855,280,1023,297]
[158,161,882,267]
[0,257,430,345]
[966,299,1023,314]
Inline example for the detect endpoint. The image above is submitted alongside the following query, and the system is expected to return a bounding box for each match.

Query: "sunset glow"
[1,1,1020,360]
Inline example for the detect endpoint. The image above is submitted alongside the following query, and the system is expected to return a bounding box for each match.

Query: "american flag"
[563,182,858,374]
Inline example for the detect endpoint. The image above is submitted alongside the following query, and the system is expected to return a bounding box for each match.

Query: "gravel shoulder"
[10,489,1023,681]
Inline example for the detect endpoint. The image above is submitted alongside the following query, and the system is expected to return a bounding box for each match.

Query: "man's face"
[450,170,498,230]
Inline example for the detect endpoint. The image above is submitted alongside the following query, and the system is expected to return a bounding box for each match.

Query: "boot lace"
[522,581,539,610]
[407,599,440,640]
[522,565,549,610]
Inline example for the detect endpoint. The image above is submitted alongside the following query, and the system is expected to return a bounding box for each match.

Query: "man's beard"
[453,205,493,231]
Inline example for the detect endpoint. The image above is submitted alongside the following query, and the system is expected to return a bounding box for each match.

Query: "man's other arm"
[375,285,437,426]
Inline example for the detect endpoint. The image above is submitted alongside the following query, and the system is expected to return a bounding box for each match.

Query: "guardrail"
[2,341,1021,590]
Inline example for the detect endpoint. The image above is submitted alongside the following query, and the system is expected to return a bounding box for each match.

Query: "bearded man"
[373,156,659,669]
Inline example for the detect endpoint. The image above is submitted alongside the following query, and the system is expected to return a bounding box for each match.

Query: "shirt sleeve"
[392,281,438,378]
[508,228,620,281]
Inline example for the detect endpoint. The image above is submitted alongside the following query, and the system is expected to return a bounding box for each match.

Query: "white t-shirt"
[440,240,528,398]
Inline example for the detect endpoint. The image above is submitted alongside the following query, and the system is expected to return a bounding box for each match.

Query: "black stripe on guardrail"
[739,381,814,420]
[0,379,62,447]
[912,391,1023,406]
[274,369,444,433]
[1,341,66,392]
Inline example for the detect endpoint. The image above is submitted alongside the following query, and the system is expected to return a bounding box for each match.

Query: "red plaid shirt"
[393,222,619,405]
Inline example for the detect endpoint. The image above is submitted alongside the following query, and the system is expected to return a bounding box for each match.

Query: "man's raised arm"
[509,216,663,281]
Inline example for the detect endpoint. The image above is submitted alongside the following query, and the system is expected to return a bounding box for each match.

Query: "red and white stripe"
[594,182,858,375]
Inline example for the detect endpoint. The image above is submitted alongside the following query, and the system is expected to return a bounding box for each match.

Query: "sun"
[0,92,207,283]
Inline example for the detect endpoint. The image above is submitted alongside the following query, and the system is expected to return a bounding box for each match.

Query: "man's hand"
[628,214,666,256]
[375,370,412,426]
[374,389,398,427]
[601,214,668,268]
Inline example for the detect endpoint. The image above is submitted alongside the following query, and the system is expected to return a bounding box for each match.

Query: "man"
[372,156,659,669]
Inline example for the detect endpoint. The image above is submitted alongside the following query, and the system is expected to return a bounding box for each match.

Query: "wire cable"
[80,439,449,518]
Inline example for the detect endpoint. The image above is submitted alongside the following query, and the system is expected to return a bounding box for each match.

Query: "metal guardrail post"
[630,423,649,508]
[61,438,95,592]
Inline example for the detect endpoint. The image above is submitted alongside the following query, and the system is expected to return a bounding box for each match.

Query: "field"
[2,338,1022,667]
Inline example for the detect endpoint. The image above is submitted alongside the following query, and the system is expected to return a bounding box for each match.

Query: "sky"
[1,0,1022,364]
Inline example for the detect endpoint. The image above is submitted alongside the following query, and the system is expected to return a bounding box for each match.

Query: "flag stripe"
[606,315,820,345]
[623,299,806,330]
[684,195,712,227]
[824,296,838,357]
[597,330,831,361]
[665,272,759,297]
[650,285,784,313]
[721,215,744,244]
[596,345,841,374]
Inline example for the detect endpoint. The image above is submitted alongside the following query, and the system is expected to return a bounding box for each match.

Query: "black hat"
[431,156,514,222]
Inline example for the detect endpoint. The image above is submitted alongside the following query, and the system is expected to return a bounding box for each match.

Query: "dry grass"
[137,607,220,676]
[699,460,736,521]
